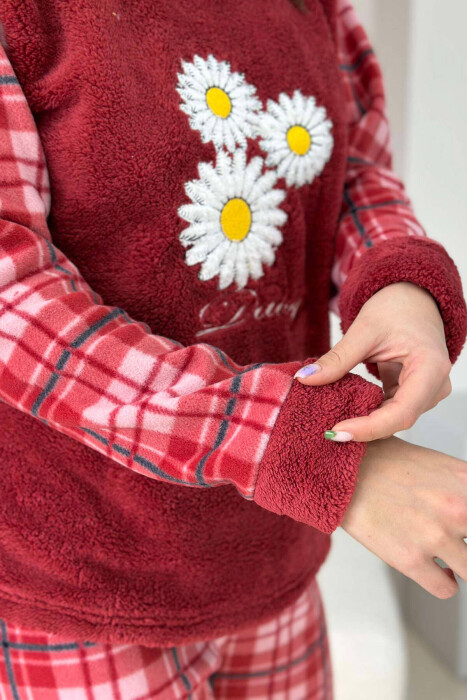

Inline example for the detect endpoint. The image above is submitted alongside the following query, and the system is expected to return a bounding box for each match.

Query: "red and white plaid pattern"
[0,2,424,694]
[0,578,331,700]
[331,1,426,312]
[0,46,297,499]
[0,0,426,500]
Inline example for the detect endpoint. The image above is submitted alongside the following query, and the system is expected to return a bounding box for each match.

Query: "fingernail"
[324,431,353,442]
[294,363,322,379]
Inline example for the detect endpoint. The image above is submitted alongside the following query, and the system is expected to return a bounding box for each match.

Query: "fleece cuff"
[254,368,383,534]
[338,237,467,379]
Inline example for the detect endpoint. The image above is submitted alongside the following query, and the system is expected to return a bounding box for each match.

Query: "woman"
[0,0,465,697]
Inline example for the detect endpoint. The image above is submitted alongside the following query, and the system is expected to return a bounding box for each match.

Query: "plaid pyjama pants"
[0,578,332,699]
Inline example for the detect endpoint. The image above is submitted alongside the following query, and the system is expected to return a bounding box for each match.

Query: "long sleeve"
[0,41,383,534]
[332,1,467,367]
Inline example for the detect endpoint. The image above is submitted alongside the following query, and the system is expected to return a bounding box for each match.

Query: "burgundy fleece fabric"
[0,0,465,648]
[256,369,383,534]
[339,237,467,378]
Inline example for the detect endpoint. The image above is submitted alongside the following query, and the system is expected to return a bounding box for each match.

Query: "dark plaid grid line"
[330,1,426,314]
[0,0,427,695]
[0,0,426,503]
[210,578,332,699]
[1,620,97,700]
[1,579,331,699]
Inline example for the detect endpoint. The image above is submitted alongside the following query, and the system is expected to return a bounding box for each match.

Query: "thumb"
[294,327,370,386]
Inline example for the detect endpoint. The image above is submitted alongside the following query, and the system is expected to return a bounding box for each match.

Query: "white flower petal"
[223,126,237,154]
[250,188,286,211]
[179,220,219,245]
[285,158,301,187]
[234,243,249,289]
[241,156,263,198]
[185,179,221,208]
[179,146,288,289]
[223,70,243,95]
[199,240,232,280]
[257,91,334,188]
[217,60,231,89]
[266,98,287,124]
[232,148,248,192]
[179,202,219,223]
[206,54,220,83]
[307,105,328,130]
[185,233,225,265]
[197,162,226,203]
[243,238,264,280]
[252,236,276,266]
[228,116,249,148]
[261,207,288,228]
[248,169,278,203]
[278,92,297,124]
[292,89,306,114]
[177,55,261,151]
[216,150,233,179]
[218,244,238,290]
[211,118,226,150]
[294,159,309,188]
[252,223,284,246]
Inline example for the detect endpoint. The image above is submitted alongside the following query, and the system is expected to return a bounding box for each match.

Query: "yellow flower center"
[206,87,232,118]
[220,198,252,241]
[287,125,311,155]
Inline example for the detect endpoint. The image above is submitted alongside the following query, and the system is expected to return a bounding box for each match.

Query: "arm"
[297,0,467,442]
[342,436,467,600]
[0,41,383,533]
[333,0,466,363]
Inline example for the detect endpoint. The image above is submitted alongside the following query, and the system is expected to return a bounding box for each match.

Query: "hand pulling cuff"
[338,237,467,379]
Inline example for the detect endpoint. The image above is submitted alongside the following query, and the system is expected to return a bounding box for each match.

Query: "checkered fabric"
[0,0,426,500]
[0,1,423,695]
[0,578,331,700]
[330,1,426,313]
[0,39,296,498]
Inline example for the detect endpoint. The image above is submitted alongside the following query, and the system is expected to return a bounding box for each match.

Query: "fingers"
[378,362,402,399]
[294,322,372,386]
[432,376,453,405]
[330,360,450,442]
[437,538,467,584]
[402,556,459,600]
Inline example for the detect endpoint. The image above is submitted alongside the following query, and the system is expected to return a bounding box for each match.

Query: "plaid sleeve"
[0,42,303,498]
[330,0,426,313]
[0,40,385,532]
[330,1,467,369]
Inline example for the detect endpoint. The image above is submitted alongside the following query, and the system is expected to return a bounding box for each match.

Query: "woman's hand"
[341,436,467,599]
[295,282,452,442]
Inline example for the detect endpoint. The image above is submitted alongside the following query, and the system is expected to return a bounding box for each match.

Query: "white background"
[350,0,467,399]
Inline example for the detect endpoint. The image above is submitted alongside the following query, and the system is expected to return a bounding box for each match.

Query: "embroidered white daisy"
[257,90,334,188]
[176,54,262,153]
[178,149,287,290]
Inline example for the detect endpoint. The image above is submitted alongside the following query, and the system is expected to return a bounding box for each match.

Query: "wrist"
[338,237,467,375]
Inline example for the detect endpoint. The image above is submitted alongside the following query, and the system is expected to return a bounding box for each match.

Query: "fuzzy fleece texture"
[255,368,384,534]
[339,237,467,379]
[0,0,464,649]
[0,0,351,646]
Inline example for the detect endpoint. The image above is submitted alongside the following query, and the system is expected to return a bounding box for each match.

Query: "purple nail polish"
[294,363,322,379]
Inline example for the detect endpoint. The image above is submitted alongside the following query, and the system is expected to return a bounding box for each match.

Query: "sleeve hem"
[338,237,467,378]
[253,371,383,534]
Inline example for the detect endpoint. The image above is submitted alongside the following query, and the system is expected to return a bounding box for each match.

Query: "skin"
[342,437,467,599]
[297,281,452,442]
[297,281,465,597]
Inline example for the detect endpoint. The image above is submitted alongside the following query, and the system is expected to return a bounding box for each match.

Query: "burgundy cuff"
[338,237,467,379]
[254,370,383,534]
